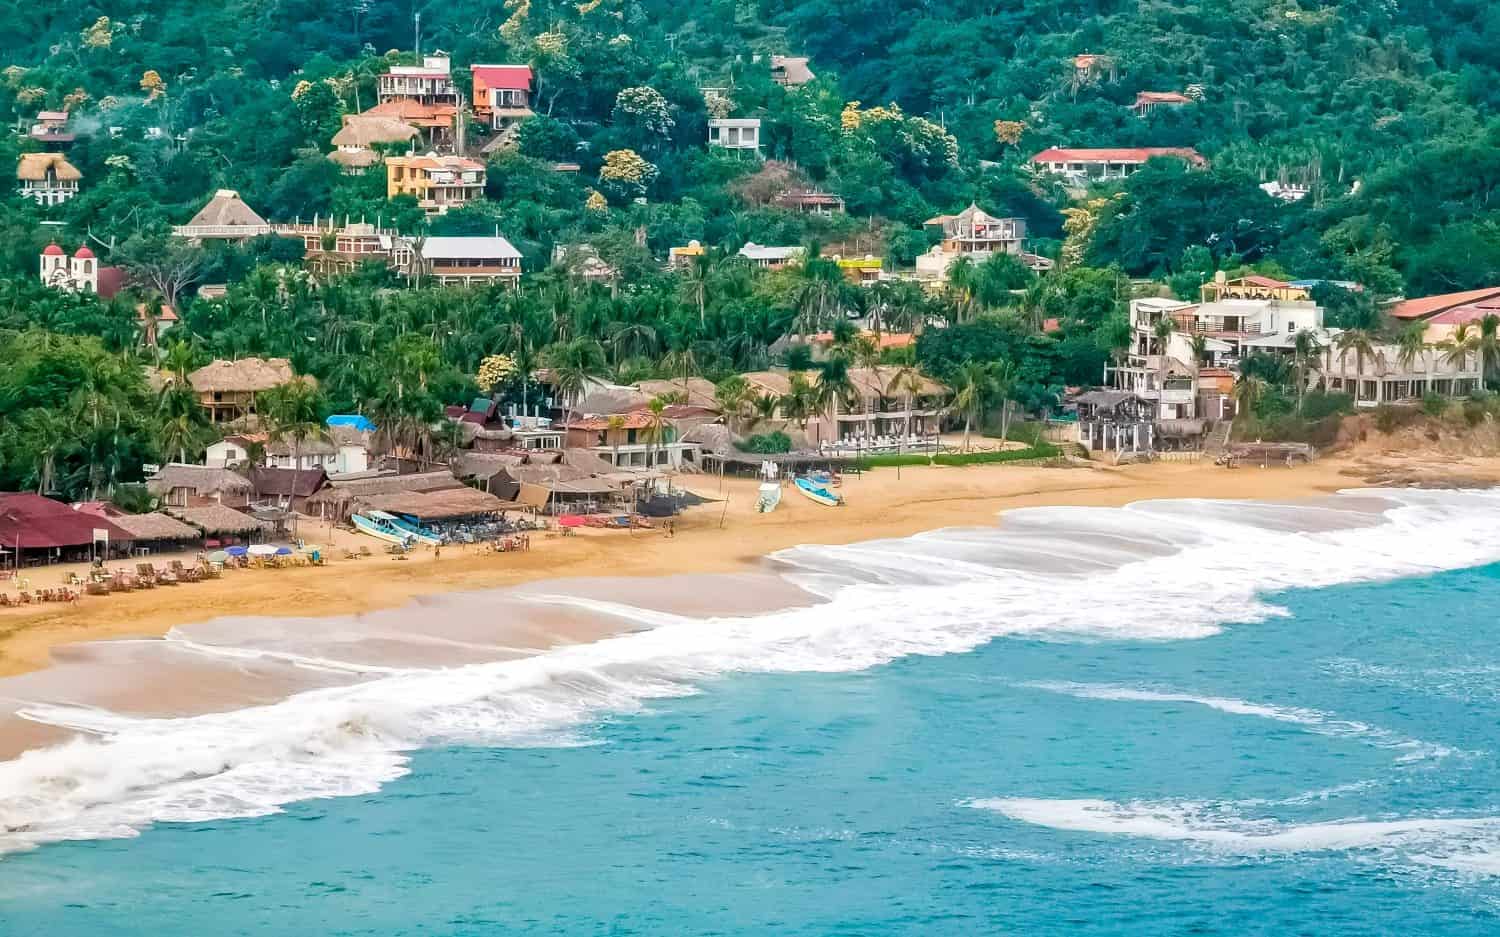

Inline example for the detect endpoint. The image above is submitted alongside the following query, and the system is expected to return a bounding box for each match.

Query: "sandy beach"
[4,448,1494,683]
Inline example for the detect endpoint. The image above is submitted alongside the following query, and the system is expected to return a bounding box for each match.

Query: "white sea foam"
[971,797,1500,870]
[3,488,1500,853]
[1021,682,1462,761]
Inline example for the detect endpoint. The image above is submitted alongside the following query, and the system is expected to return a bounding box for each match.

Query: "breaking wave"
[3,488,1500,854]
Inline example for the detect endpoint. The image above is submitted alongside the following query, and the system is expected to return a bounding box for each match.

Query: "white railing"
[173,224,273,238]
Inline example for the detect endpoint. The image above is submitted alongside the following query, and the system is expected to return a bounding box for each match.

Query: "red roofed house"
[0,492,134,566]
[1131,92,1194,116]
[1387,287,1500,323]
[471,64,534,133]
[1030,147,1206,182]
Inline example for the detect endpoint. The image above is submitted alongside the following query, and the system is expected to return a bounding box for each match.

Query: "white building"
[39,243,99,293]
[17,152,80,206]
[737,243,803,269]
[206,428,371,475]
[708,118,761,155]
[378,55,458,106]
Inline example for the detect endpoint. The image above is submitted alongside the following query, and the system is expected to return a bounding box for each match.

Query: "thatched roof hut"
[146,464,254,499]
[331,115,421,148]
[181,189,269,230]
[187,357,297,394]
[17,152,81,182]
[356,488,516,521]
[168,504,269,535]
[635,377,719,409]
[107,512,201,542]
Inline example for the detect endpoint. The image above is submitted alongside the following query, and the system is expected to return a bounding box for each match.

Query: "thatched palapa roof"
[17,152,80,182]
[147,464,254,497]
[182,189,269,229]
[107,512,201,541]
[168,504,269,535]
[307,470,462,506]
[357,488,516,520]
[188,357,297,394]
[331,115,421,148]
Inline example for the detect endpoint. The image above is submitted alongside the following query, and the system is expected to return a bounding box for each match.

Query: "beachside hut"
[494,463,620,514]
[167,504,270,545]
[104,511,202,554]
[1074,390,1155,454]
[249,466,330,512]
[353,488,518,528]
[147,464,254,508]
[305,469,464,521]
[0,493,134,567]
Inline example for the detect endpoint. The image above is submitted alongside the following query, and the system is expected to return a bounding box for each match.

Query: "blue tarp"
[326,414,376,432]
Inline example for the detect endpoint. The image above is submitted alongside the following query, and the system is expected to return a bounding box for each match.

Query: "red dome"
[42,243,64,256]
[73,246,95,259]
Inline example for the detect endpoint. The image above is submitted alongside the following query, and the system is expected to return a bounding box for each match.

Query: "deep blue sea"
[2,491,1499,934]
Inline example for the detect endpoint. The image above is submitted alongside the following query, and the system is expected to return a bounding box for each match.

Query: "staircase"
[1203,420,1233,458]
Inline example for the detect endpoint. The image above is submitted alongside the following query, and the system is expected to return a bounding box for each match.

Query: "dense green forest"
[0,0,1497,497]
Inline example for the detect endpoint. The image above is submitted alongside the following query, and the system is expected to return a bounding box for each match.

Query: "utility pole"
[414,10,422,59]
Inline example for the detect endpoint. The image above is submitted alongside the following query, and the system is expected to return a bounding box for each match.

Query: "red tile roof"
[561,412,657,431]
[471,64,534,91]
[1236,274,1290,289]
[42,242,64,256]
[1030,147,1206,166]
[1389,287,1500,320]
[809,331,916,349]
[0,493,134,549]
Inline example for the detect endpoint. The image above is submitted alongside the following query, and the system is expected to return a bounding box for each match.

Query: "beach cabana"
[306,470,464,521]
[147,464,254,508]
[106,512,203,553]
[355,488,517,523]
[167,504,270,544]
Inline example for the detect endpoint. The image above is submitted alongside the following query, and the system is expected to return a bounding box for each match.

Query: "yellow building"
[385,153,486,215]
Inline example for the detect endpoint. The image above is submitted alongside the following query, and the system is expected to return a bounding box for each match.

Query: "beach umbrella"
[247,544,279,556]
[274,546,294,556]
[558,514,586,528]
[225,546,249,557]
[206,550,229,563]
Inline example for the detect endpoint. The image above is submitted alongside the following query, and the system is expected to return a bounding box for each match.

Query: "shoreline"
[2,453,1497,684]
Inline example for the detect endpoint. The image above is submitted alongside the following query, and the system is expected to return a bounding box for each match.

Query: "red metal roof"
[1389,287,1500,320]
[0,493,134,549]
[471,64,534,91]
[1030,147,1206,166]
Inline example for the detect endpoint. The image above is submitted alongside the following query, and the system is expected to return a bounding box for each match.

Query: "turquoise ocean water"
[1,491,1498,934]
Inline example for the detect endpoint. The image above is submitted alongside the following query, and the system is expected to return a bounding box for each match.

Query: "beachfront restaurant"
[348,488,518,535]
[0,492,134,568]
[166,504,271,547]
[95,511,203,556]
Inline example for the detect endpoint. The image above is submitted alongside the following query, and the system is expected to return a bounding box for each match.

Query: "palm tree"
[945,255,977,323]
[1478,314,1500,387]
[1440,322,1477,381]
[811,357,859,446]
[641,396,668,471]
[952,360,998,452]
[1233,373,1267,418]
[259,377,326,531]
[606,414,626,468]
[1336,329,1379,401]
[749,392,779,432]
[713,375,752,434]
[885,359,927,444]
[16,409,73,495]
[780,372,817,437]
[991,359,1018,442]
[1151,316,1176,401]
[1291,328,1321,412]
[1394,323,1429,397]
[545,337,607,429]
[679,252,714,326]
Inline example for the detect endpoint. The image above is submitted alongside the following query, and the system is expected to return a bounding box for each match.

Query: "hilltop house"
[708,118,762,155]
[395,235,522,287]
[668,240,707,269]
[328,115,420,172]
[1028,146,1206,182]
[378,54,459,107]
[471,64,534,143]
[29,110,74,146]
[171,189,272,241]
[770,56,815,87]
[737,243,803,269]
[1131,92,1193,116]
[916,204,1051,279]
[187,357,300,424]
[774,189,844,214]
[17,152,80,206]
[386,153,486,215]
[552,244,618,286]
[283,220,401,278]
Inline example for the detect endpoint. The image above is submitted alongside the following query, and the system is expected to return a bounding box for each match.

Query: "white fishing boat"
[756,481,782,513]
[352,512,419,546]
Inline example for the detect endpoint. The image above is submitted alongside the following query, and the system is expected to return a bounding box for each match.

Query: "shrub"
[742,431,792,453]
[1421,392,1448,418]
[1300,390,1355,422]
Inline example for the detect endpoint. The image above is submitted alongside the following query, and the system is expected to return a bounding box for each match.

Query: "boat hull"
[352,514,416,545]
[794,478,843,507]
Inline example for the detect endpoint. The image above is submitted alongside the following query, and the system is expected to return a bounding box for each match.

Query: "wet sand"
[0,455,1496,760]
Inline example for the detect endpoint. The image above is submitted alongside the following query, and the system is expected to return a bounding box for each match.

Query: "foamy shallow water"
[1,489,1499,934]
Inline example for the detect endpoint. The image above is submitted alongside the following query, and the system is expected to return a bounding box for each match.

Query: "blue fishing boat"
[794,476,843,507]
